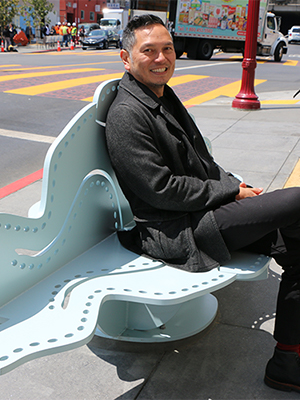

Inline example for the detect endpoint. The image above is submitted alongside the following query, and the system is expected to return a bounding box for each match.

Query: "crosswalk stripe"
[283,60,298,66]
[0,68,104,82]
[5,72,124,96]
[169,74,209,86]
[183,79,266,106]
[0,61,121,72]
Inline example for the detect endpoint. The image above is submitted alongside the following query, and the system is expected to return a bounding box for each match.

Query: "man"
[71,23,77,44]
[106,14,300,392]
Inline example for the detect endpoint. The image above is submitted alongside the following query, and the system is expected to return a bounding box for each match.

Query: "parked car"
[288,26,300,43]
[118,29,123,48]
[81,23,100,37]
[109,30,121,48]
[81,29,120,50]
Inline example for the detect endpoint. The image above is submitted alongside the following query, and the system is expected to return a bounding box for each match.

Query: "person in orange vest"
[58,22,64,36]
[54,23,60,35]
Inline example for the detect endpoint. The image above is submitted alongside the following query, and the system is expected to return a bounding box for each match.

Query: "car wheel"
[82,47,87,50]
[274,42,284,62]
[105,41,109,49]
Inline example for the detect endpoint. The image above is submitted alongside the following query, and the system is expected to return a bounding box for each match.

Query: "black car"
[81,29,120,50]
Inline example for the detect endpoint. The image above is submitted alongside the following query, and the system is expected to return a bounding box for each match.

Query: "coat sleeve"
[106,103,240,213]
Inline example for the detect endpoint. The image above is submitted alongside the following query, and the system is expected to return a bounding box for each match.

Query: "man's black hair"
[122,14,166,53]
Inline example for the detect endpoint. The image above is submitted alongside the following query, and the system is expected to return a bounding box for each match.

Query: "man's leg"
[213,187,300,392]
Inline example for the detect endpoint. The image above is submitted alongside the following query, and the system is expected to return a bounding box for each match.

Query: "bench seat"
[0,78,270,375]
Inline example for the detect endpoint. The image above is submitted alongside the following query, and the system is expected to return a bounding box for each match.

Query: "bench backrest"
[0,78,130,308]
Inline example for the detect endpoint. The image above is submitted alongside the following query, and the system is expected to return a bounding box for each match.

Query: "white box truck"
[168,0,288,61]
[100,9,129,32]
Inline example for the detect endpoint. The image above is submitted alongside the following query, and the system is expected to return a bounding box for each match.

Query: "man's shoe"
[264,347,300,392]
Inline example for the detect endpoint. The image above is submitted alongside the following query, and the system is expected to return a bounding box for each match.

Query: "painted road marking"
[175,61,238,71]
[0,170,43,200]
[283,60,298,66]
[0,129,55,144]
[183,79,266,106]
[261,99,300,105]
[81,74,210,102]
[284,159,300,188]
[5,72,124,96]
[0,64,21,68]
[0,68,105,82]
[0,61,121,72]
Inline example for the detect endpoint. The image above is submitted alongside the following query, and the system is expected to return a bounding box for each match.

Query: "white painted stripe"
[0,129,55,144]
[175,61,238,71]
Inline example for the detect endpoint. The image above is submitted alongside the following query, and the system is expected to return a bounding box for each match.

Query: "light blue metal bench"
[0,78,270,375]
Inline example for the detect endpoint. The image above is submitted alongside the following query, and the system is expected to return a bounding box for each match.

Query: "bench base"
[95,293,218,342]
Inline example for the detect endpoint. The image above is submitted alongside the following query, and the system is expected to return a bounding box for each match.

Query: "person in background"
[71,22,77,44]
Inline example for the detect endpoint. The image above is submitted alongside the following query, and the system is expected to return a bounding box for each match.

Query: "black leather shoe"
[264,347,300,392]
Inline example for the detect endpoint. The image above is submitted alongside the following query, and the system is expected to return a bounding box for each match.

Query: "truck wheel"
[274,43,284,62]
[197,40,213,60]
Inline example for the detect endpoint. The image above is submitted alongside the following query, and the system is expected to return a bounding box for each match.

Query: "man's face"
[121,24,176,97]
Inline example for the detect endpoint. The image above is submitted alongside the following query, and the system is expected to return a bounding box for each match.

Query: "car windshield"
[88,30,105,37]
[101,19,117,27]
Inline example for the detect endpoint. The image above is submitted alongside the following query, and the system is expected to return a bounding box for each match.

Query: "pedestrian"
[71,22,77,44]
[25,25,32,43]
[3,25,11,51]
[9,23,17,47]
[106,14,300,393]
[79,25,85,43]
[62,22,69,47]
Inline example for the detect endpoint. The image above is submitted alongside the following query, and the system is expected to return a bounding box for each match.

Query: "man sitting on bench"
[106,14,300,393]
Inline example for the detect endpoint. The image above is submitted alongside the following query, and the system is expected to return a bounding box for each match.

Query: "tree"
[0,0,20,34]
[21,0,54,32]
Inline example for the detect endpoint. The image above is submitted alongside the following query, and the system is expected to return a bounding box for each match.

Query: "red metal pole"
[232,0,261,110]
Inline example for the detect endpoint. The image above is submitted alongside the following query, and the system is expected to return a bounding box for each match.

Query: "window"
[90,11,94,21]
[267,17,275,31]
[81,10,84,19]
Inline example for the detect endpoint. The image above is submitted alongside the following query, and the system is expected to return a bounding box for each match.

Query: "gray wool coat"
[106,72,241,272]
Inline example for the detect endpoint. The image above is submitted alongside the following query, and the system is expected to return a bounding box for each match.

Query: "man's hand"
[235,182,263,200]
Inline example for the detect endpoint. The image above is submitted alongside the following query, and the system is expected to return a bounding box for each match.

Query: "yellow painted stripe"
[261,99,300,105]
[283,60,298,66]
[82,96,94,102]
[3,61,121,71]
[0,68,104,82]
[81,74,209,102]
[169,74,209,86]
[284,159,300,188]
[0,64,21,68]
[183,79,266,106]
[5,72,124,96]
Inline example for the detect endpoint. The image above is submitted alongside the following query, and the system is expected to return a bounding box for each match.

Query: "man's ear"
[120,49,131,71]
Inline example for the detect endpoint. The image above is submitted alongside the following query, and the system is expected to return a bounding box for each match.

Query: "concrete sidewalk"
[0,67,300,398]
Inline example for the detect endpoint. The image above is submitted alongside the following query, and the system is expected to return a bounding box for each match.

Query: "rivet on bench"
[13,348,23,353]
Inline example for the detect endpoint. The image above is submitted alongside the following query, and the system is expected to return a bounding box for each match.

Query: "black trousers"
[213,187,300,345]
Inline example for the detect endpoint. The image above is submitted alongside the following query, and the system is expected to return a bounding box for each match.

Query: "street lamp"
[232,0,261,110]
